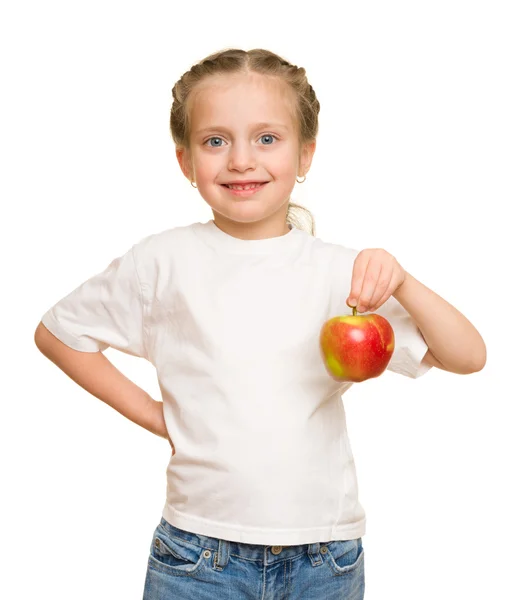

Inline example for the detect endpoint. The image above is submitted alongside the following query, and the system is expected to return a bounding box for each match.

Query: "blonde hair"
[170,48,320,236]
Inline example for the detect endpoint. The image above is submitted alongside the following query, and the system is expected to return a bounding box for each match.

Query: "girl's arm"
[393,272,487,375]
[34,322,168,439]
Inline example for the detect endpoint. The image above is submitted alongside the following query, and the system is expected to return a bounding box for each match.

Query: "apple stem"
[352,306,358,316]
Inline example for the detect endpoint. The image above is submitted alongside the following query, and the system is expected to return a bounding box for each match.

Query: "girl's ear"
[176,147,194,181]
[298,140,317,177]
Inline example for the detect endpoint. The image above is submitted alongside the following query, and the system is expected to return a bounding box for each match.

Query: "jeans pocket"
[324,538,364,575]
[148,524,209,577]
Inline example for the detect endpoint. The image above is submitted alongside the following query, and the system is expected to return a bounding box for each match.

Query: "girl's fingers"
[372,268,403,312]
[348,250,403,313]
[367,267,393,311]
[357,257,382,312]
[371,275,395,312]
[348,251,371,308]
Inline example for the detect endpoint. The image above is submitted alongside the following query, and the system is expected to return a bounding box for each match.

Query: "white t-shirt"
[41,219,432,545]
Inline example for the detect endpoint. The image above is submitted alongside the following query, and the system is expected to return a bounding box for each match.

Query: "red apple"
[319,305,395,383]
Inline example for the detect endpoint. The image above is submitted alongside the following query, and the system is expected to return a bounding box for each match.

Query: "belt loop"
[307,541,324,566]
[214,538,230,571]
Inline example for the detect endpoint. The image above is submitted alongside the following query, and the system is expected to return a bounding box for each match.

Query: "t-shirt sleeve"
[40,244,147,359]
[372,294,432,379]
[329,244,432,380]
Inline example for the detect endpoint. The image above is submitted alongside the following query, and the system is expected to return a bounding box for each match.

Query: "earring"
[191,181,197,188]
[296,175,306,183]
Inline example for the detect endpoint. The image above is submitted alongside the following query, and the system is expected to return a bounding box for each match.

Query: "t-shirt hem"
[161,503,366,546]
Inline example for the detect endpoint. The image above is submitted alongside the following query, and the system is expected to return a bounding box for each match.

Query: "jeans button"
[271,546,282,555]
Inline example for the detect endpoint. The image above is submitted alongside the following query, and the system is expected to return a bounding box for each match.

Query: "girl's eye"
[259,134,276,145]
[204,134,277,147]
[205,137,225,147]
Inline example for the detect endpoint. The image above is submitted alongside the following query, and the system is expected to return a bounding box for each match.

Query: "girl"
[35,48,486,599]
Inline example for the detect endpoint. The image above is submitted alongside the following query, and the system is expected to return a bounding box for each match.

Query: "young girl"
[35,48,486,599]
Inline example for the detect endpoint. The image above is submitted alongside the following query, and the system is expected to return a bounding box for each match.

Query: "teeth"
[227,183,264,190]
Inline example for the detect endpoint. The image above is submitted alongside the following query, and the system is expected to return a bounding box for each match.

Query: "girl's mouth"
[221,182,268,197]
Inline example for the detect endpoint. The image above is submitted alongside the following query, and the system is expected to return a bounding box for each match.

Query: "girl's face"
[177,71,315,237]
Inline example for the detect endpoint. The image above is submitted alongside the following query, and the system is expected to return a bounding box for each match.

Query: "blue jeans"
[142,517,365,599]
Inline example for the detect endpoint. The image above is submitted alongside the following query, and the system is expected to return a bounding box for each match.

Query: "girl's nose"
[227,141,256,172]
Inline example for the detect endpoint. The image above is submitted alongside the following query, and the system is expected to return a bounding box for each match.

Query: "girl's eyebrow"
[194,122,289,134]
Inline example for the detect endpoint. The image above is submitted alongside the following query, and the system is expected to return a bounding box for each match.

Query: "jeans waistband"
[159,517,335,565]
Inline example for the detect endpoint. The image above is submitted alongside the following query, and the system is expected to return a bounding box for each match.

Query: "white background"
[1,1,519,598]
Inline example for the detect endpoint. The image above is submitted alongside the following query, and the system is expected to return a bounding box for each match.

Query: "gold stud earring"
[191,181,197,188]
[296,175,306,183]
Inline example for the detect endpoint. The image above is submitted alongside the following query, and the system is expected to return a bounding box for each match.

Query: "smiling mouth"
[222,182,268,190]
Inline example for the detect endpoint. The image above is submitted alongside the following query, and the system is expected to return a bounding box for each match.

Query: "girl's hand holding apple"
[347,248,406,314]
[319,248,405,383]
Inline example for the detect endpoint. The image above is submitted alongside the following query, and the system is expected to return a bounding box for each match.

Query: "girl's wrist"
[148,398,168,439]
[148,397,175,454]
